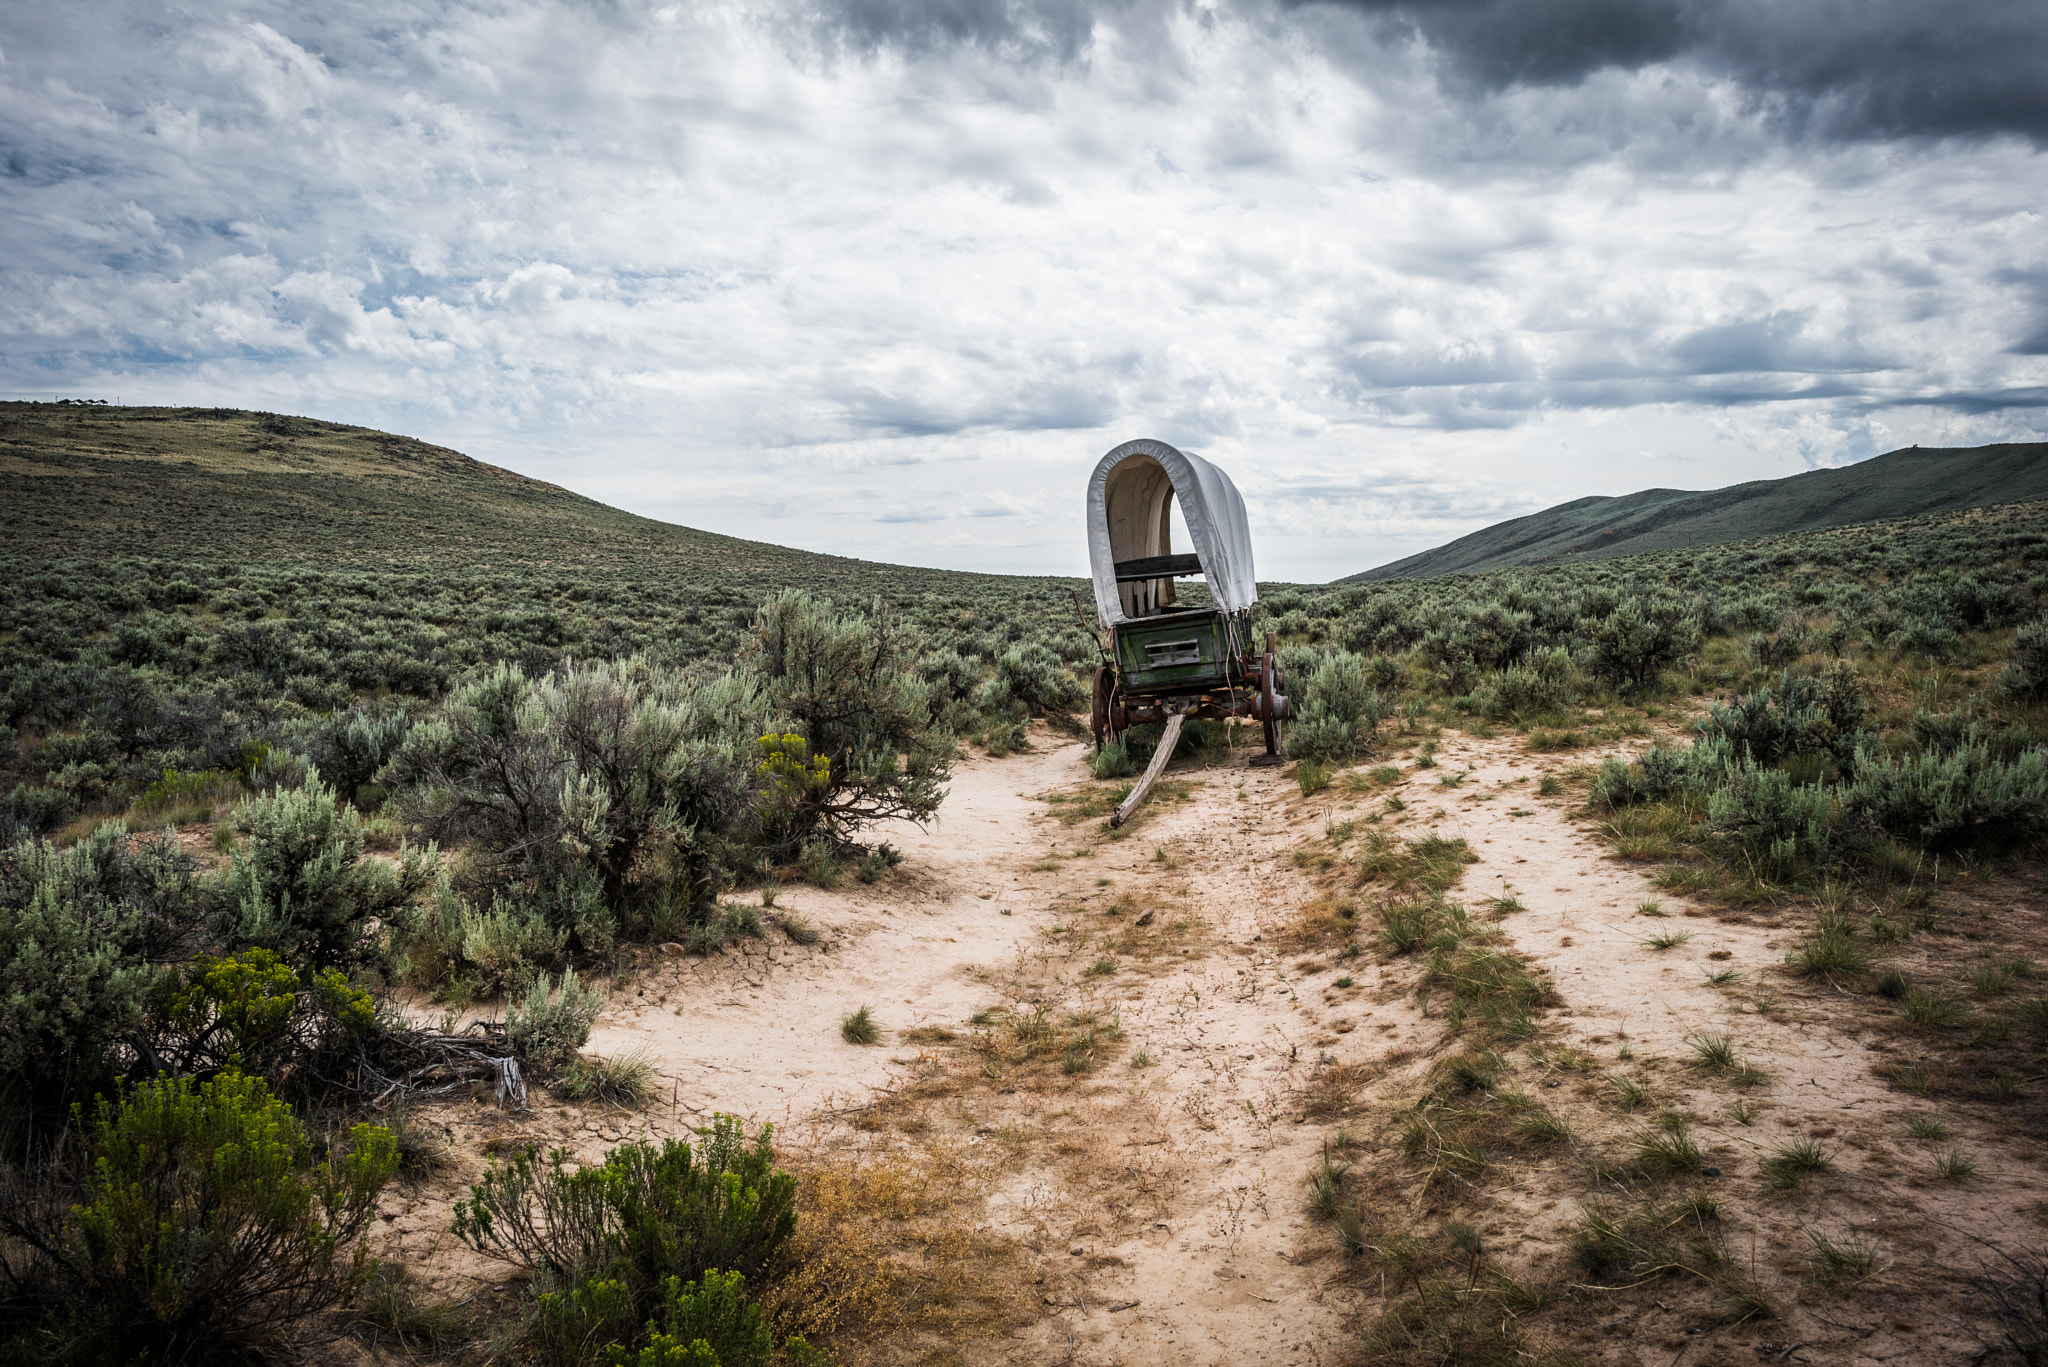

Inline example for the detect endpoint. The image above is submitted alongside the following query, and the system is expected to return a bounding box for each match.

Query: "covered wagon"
[1085,439,1289,820]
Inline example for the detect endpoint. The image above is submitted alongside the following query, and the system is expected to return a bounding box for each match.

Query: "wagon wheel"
[1090,666,1116,751]
[1259,651,1284,757]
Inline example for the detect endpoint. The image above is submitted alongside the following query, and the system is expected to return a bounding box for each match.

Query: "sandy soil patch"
[358,722,2048,1365]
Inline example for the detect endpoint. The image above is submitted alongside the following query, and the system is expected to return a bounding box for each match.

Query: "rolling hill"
[1339,441,2048,582]
[0,402,1071,599]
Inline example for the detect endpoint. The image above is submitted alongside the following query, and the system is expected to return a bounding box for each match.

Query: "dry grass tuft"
[766,1141,1039,1361]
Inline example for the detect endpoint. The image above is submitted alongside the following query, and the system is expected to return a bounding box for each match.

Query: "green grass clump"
[1686,1031,1738,1069]
[841,1005,880,1045]
[1935,1147,1978,1180]
[1896,990,1969,1027]
[558,1049,658,1108]
[1607,1074,1652,1112]
[1628,1116,1706,1175]
[1804,1230,1878,1284]
[1762,1139,1833,1190]
[1787,921,1873,979]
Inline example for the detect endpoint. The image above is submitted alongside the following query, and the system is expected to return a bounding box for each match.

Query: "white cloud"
[0,0,2043,581]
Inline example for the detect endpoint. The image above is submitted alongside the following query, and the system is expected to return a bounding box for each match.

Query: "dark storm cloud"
[1305,0,2048,143]
[793,0,1106,60]
[788,0,2048,143]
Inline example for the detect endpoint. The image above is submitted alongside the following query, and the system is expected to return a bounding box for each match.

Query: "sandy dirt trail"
[370,724,2045,1365]
[560,735,1396,1365]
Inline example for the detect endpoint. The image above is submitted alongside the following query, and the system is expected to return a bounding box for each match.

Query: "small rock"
[1701,1165,1721,1177]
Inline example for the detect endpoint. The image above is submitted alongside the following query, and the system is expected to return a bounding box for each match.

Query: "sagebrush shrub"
[300,700,414,804]
[748,591,953,849]
[1090,735,1135,779]
[914,648,980,721]
[0,824,210,1127]
[458,891,570,996]
[2001,620,2048,699]
[1287,651,1380,764]
[0,1070,396,1364]
[1469,644,1576,719]
[505,967,604,1070]
[1842,741,2048,854]
[1891,614,1963,662]
[216,773,435,974]
[1697,666,1868,766]
[981,639,1083,717]
[388,659,769,914]
[1591,596,1701,691]
[1706,759,1833,877]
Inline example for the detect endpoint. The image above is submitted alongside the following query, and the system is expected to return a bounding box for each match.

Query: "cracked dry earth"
[366,723,2048,1366]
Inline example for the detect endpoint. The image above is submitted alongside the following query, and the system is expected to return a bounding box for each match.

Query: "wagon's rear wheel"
[1259,652,1283,757]
[1090,666,1116,752]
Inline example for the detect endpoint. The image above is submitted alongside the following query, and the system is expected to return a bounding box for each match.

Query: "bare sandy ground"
[361,723,2048,1366]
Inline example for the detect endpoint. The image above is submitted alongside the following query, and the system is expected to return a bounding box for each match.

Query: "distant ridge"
[1339,442,2048,582]
[0,402,1073,595]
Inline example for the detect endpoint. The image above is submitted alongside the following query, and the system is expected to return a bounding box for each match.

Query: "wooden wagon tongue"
[1108,710,1185,828]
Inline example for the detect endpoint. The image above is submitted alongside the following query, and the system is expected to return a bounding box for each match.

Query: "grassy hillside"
[0,402,1071,597]
[1342,441,2048,581]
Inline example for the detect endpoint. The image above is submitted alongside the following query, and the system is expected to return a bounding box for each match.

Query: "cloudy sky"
[3,1,2045,580]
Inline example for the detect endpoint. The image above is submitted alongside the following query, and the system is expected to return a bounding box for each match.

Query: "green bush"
[747,591,952,852]
[1696,666,1868,766]
[1286,651,1381,764]
[133,767,241,825]
[142,947,383,1097]
[1467,645,1577,719]
[454,1118,797,1362]
[0,825,211,1130]
[505,968,605,1071]
[854,842,902,884]
[1090,736,1135,779]
[301,701,413,805]
[396,876,584,998]
[462,891,571,995]
[1595,739,1728,809]
[1706,759,1833,878]
[1892,615,1962,663]
[1,784,74,840]
[215,773,435,974]
[0,1070,396,1364]
[914,648,979,721]
[618,1270,773,1367]
[2000,620,2048,699]
[1841,741,2048,854]
[978,640,1083,717]
[1591,596,1701,691]
[387,659,769,918]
